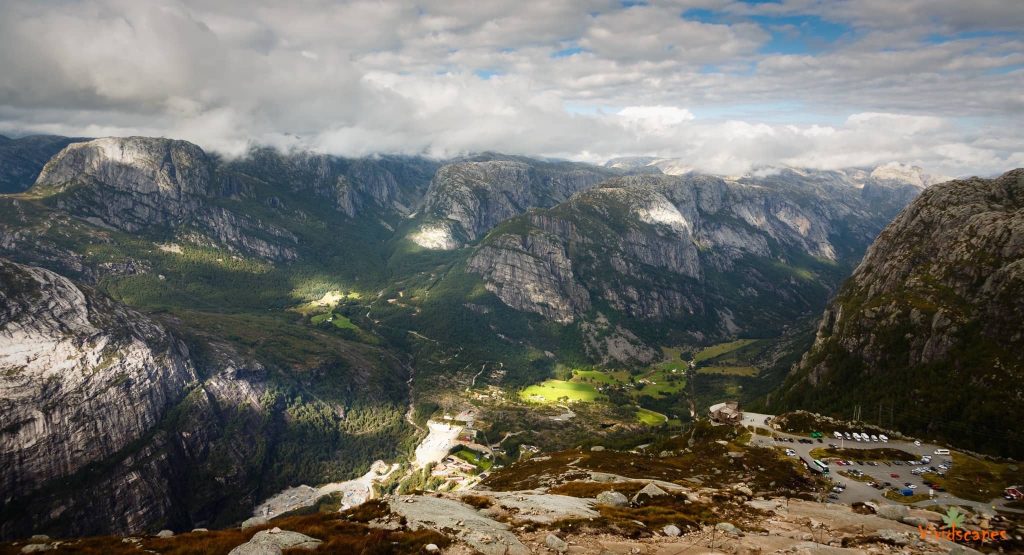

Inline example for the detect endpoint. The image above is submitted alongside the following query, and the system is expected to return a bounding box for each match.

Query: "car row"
[832,431,888,442]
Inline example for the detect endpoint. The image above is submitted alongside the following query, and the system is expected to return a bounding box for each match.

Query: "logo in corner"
[942,507,965,529]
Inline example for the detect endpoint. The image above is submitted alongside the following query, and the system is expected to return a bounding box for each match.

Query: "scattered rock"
[20,545,53,554]
[156,530,174,538]
[28,536,50,543]
[248,529,322,550]
[227,543,282,555]
[596,491,629,507]
[390,495,529,555]
[425,544,440,553]
[872,529,912,546]
[241,516,269,530]
[630,483,668,505]
[545,533,568,553]
[875,504,909,521]
[663,524,681,537]
[901,516,930,527]
[734,485,753,497]
[591,446,605,452]
[191,528,209,533]
[715,522,742,537]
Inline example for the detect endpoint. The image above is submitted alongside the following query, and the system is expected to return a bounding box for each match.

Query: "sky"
[0,0,1022,176]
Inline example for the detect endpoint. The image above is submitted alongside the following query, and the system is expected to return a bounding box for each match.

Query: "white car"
[834,431,843,439]
[914,440,921,446]
[934,449,950,455]
[853,433,862,441]
[908,484,918,489]
[845,432,853,440]
[879,434,889,442]
[870,435,879,442]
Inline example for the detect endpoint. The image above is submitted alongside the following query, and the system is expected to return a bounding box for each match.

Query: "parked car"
[890,473,900,478]
[879,434,889,442]
[914,440,921,446]
[870,435,879,442]
[934,449,950,455]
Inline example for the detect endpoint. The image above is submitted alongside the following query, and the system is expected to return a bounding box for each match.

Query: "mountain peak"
[869,161,949,188]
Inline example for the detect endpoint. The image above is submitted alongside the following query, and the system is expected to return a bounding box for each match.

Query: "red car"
[890,473,900,478]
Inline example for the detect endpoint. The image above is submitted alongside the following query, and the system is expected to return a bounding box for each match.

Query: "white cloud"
[0,0,1019,178]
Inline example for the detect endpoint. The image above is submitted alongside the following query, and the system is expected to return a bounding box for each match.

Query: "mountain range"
[0,133,1018,540]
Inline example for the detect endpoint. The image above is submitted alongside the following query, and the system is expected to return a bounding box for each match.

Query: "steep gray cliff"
[0,255,414,539]
[410,156,614,249]
[29,137,299,261]
[0,257,198,533]
[772,169,1024,458]
[457,169,925,362]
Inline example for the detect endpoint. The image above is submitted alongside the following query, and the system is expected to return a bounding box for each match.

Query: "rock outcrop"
[0,257,197,535]
[411,156,613,248]
[458,169,924,360]
[773,169,1024,458]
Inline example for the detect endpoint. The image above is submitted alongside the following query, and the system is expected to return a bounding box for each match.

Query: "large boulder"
[544,533,568,553]
[595,490,629,507]
[876,504,909,521]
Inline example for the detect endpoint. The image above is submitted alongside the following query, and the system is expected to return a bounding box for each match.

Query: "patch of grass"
[636,407,667,426]
[310,312,359,331]
[697,365,759,377]
[519,380,605,403]
[451,447,493,472]
[571,369,621,385]
[460,494,493,509]
[924,452,1024,502]
[0,504,449,555]
[883,489,931,504]
[693,339,757,364]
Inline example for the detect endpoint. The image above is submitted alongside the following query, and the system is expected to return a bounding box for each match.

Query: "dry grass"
[0,501,449,555]
[482,422,820,498]
[548,480,648,498]
[459,494,494,509]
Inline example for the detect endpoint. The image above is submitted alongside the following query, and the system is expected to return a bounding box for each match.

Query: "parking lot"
[741,412,1020,513]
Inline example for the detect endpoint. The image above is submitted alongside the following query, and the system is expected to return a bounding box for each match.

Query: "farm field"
[697,365,759,377]
[693,339,758,363]
[519,379,605,403]
[310,311,360,330]
[636,407,668,425]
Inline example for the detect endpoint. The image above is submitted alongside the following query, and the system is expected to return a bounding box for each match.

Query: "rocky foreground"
[4,423,1020,554]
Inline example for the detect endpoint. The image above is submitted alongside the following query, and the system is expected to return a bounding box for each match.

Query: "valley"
[0,134,1021,554]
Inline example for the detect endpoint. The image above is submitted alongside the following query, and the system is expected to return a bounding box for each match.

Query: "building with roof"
[709,401,742,424]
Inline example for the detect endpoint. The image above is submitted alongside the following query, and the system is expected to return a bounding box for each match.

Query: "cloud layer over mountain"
[1,0,1021,176]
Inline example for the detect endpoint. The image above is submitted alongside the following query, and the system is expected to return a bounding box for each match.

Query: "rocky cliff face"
[222,148,439,220]
[410,156,614,249]
[771,169,1024,458]
[457,170,921,362]
[28,137,299,262]
[0,254,414,539]
[0,257,198,534]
